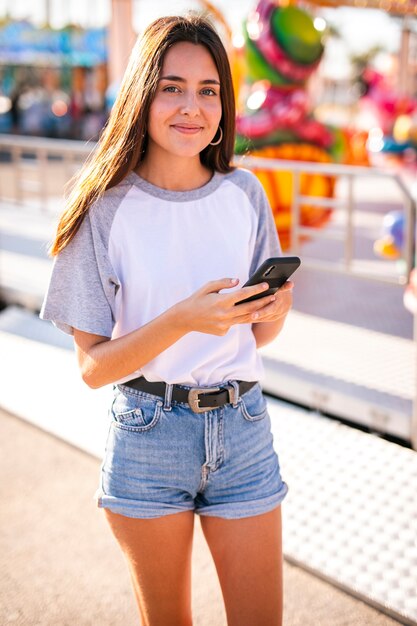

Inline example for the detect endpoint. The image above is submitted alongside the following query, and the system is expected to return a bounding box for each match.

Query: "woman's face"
[146,41,223,161]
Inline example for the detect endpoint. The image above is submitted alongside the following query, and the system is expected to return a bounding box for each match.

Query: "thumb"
[201,278,240,294]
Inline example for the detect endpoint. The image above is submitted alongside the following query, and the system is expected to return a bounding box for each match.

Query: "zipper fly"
[198,409,225,492]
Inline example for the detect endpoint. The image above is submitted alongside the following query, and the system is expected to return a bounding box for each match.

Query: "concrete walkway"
[0,407,400,626]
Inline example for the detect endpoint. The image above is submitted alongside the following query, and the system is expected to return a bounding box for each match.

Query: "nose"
[179,91,200,116]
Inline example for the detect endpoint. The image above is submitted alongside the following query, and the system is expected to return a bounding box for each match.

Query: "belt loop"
[163,383,173,411]
[228,380,240,408]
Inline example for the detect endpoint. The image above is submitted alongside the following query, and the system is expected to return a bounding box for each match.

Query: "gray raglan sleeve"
[40,210,119,337]
[247,172,282,276]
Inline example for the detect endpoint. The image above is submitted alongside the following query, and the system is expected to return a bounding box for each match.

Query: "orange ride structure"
[231,0,351,250]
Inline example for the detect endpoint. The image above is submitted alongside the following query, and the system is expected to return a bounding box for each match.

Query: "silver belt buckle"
[226,383,239,407]
[188,386,220,413]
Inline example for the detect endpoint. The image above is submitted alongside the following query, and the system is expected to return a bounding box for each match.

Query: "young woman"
[41,14,293,626]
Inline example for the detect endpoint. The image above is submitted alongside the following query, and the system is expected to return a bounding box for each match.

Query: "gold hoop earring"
[209,126,223,146]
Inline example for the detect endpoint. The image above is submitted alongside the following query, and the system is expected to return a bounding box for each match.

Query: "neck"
[136,149,212,192]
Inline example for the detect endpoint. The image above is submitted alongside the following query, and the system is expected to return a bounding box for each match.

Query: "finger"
[229,281,271,305]
[233,310,269,325]
[249,300,280,321]
[278,280,294,292]
[259,298,292,320]
[227,293,277,319]
[234,306,287,325]
[256,299,279,316]
[236,291,293,323]
[201,278,239,294]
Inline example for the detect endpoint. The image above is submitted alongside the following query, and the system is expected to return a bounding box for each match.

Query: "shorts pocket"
[111,388,162,432]
[240,384,268,422]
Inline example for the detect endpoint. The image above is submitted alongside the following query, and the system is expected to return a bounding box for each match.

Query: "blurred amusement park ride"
[212,0,417,253]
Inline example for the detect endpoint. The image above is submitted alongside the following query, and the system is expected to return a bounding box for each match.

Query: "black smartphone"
[235,256,301,305]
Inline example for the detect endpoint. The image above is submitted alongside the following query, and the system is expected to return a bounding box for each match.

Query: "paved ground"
[0,408,401,626]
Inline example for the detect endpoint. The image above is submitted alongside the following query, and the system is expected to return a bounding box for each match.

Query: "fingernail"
[270,296,275,301]
[252,312,259,319]
[262,282,268,289]
[230,278,238,284]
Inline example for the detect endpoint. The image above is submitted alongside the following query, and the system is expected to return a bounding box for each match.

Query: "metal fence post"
[412,323,417,450]
[404,195,416,280]
[291,170,301,253]
[411,199,417,450]
[11,146,22,204]
[38,148,48,212]
[345,174,354,271]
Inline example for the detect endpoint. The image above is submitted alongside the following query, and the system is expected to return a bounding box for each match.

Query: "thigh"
[200,506,283,626]
[105,509,195,626]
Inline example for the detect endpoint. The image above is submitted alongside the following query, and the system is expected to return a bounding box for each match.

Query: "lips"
[171,124,203,134]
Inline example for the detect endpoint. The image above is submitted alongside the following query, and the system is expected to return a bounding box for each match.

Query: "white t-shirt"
[40,168,282,385]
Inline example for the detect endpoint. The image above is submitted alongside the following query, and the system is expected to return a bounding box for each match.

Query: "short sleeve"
[248,175,282,276]
[40,211,119,337]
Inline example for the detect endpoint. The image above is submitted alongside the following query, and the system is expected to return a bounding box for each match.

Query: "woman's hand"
[174,277,279,336]
[249,280,293,324]
[249,281,293,348]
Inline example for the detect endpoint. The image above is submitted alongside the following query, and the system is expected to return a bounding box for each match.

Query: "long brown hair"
[50,14,236,255]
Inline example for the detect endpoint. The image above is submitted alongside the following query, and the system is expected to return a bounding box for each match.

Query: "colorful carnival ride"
[214,0,416,254]
[214,0,377,249]
[232,0,343,249]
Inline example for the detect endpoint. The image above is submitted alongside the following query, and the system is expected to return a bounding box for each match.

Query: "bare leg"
[104,509,195,626]
[200,506,283,626]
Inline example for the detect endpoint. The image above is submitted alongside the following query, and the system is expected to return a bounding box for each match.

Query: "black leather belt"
[122,377,257,413]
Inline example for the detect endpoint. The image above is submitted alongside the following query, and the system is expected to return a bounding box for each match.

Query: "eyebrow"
[160,75,220,85]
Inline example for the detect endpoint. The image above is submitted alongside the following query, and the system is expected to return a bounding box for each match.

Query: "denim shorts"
[95,381,288,519]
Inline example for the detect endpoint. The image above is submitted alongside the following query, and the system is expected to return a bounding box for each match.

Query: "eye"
[163,85,181,93]
[201,88,217,96]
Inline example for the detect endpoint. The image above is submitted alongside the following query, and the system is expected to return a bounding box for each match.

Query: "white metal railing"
[0,134,92,209]
[1,134,416,447]
[239,155,416,287]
